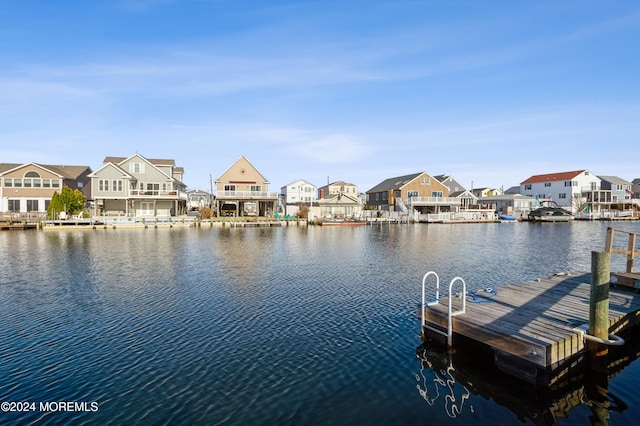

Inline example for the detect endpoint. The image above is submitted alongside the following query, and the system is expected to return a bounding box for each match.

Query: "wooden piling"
[590,251,611,340]
[589,251,611,363]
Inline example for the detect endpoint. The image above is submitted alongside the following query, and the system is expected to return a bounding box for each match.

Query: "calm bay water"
[2,221,640,425]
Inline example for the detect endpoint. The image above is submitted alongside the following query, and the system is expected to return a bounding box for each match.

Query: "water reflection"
[415,332,639,425]
[415,347,473,418]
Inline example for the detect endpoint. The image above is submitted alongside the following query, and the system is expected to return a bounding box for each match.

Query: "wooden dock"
[421,228,640,384]
[420,272,640,383]
[0,221,38,231]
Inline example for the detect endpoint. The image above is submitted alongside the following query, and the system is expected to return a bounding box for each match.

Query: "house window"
[99,180,109,191]
[432,191,443,197]
[250,185,261,192]
[146,183,160,195]
[408,191,418,197]
[112,180,123,192]
[43,179,51,188]
[524,184,532,190]
[8,200,20,212]
[131,162,145,173]
[52,180,60,188]
[224,185,236,192]
[382,192,388,200]
[27,200,38,212]
[558,193,567,199]
[544,182,551,187]
[375,194,379,201]
[564,181,572,187]
[13,179,22,188]
[420,178,431,185]
[4,179,12,187]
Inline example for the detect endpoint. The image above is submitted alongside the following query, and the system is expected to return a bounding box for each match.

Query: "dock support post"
[590,251,611,345]
[587,250,612,426]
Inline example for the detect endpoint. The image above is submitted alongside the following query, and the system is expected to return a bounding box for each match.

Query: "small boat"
[318,220,367,226]
[528,201,572,222]
[498,214,517,222]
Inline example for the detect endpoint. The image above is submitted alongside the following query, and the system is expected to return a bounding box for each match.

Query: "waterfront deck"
[0,221,38,230]
[420,272,640,383]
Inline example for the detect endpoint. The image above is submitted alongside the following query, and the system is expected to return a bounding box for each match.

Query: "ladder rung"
[423,324,447,337]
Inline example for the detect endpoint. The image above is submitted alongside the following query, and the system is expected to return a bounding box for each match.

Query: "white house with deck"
[520,170,601,214]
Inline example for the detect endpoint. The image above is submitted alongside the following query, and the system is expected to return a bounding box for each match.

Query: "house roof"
[366,172,423,193]
[103,156,177,167]
[216,155,269,184]
[316,192,361,205]
[0,163,91,179]
[283,179,316,187]
[598,176,632,185]
[450,190,476,198]
[321,180,356,187]
[521,170,585,185]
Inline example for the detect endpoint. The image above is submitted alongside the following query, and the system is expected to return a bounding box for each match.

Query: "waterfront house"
[89,154,187,218]
[366,172,455,214]
[281,179,318,204]
[280,179,318,217]
[520,170,601,214]
[476,194,539,218]
[434,174,477,210]
[214,155,278,217]
[449,189,478,211]
[186,188,212,211]
[314,192,362,220]
[317,181,358,200]
[596,176,637,217]
[0,162,91,217]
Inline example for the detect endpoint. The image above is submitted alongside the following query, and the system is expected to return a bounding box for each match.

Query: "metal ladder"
[421,271,467,347]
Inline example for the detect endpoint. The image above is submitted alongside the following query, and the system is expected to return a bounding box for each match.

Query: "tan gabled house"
[214,156,278,217]
[0,162,92,216]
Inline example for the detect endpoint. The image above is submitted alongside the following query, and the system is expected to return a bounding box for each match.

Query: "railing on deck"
[406,197,460,206]
[605,227,640,274]
[130,190,182,197]
[217,191,279,200]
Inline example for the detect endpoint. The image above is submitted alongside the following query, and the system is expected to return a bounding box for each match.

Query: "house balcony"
[580,185,602,192]
[405,197,461,206]
[217,191,279,200]
[129,189,187,200]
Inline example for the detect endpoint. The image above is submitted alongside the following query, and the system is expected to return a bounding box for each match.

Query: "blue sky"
[1,1,639,193]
